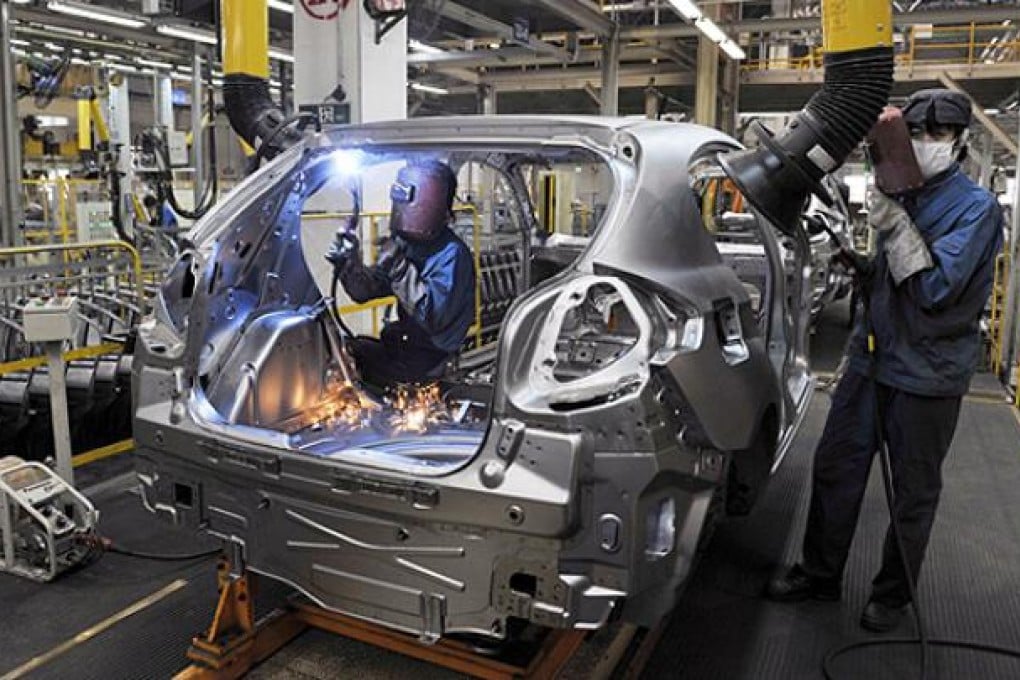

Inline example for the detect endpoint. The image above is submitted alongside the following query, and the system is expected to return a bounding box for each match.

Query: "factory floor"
[2,301,1019,679]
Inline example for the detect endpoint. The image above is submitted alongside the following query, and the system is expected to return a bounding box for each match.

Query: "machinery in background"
[0,456,97,582]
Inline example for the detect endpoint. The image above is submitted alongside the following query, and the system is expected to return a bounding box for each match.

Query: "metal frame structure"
[133,115,816,642]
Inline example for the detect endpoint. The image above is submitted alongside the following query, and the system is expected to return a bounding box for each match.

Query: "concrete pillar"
[108,77,134,236]
[600,27,620,116]
[0,2,23,248]
[695,1,722,127]
[695,36,720,127]
[719,56,740,135]
[294,2,407,127]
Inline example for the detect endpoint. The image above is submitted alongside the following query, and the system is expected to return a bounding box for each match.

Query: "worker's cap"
[902,89,972,131]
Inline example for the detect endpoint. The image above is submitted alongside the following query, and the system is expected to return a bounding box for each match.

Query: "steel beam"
[0,1,22,248]
[621,6,1020,41]
[438,1,573,63]
[938,72,1018,157]
[530,0,615,37]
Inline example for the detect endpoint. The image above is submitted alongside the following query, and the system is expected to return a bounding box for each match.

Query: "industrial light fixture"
[35,115,70,127]
[720,40,746,60]
[46,1,148,29]
[409,39,443,54]
[410,82,449,95]
[267,0,294,13]
[667,0,702,21]
[665,0,745,61]
[137,57,173,69]
[11,39,30,47]
[156,24,217,45]
[268,48,294,63]
[695,17,727,44]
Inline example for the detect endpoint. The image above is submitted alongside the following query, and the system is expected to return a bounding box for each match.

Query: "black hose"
[821,273,1020,680]
[106,545,221,562]
[720,47,894,235]
[223,74,308,166]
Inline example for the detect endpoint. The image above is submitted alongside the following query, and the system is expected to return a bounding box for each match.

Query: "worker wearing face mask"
[766,89,1004,633]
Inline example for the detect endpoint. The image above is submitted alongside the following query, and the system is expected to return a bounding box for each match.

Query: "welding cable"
[104,544,221,562]
[93,534,221,562]
[821,274,1020,680]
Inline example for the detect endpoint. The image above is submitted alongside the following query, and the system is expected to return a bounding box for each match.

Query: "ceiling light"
[12,0,32,4]
[695,17,727,44]
[40,23,86,37]
[11,39,30,47]
[720,39,746,60]
[268,0,294,13]
[35,115,70,127]
[156,24,217,45]
[44,42,64,51]
[46,1,148,29]
[409,39,443,54]
[268,48,294,63]
[668,0,702,21]
[410,82,448,95]
[138,58,173,69]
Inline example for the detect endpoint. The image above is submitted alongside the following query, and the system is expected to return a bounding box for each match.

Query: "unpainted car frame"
[133,117,814,642]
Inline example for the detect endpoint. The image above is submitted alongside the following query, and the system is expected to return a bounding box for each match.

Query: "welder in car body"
[331,160,475,386]
[767,89,1005,632]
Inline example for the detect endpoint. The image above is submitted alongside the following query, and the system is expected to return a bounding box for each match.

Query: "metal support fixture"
[43,343,74,484]
[178,557,590,680]
[192,49,205,209]
[0,1,24,248]
[600,27,620,116]
[22,296,81,485]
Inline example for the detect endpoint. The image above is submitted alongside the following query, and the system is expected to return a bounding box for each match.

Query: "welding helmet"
[389,161,457,242]
[902,89,972,134]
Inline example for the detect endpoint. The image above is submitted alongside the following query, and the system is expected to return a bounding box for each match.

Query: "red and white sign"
[300,0,350,21]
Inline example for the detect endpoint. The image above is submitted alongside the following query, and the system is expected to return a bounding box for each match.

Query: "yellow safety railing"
[303,205,484,347]
[988,252,1009,375]
[0,341,124,378]
[742,22,1019,72]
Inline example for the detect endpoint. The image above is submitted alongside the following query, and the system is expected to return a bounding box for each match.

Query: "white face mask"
[911,140,956,180]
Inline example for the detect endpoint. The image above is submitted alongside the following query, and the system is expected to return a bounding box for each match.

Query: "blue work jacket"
[344,227,475,356]
[847,166,1004,396]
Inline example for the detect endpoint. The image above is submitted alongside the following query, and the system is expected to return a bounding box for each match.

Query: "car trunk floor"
[2,305,1018,679]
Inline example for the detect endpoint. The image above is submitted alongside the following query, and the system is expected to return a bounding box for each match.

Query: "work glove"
[831,247,873,282]
[325,230,361,272]
[375,236,410,280]
[868,192,933,285]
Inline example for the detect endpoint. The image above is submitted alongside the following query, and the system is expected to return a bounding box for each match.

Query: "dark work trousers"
[801,370,962,607]
[348,333,448,387]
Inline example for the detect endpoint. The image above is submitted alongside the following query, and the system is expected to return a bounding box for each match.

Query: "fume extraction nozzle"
[719,0,896,236]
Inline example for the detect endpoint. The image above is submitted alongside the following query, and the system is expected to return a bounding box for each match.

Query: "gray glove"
[868,192,933,285]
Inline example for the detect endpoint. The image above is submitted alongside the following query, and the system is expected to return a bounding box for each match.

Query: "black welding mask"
[389,161,457,242]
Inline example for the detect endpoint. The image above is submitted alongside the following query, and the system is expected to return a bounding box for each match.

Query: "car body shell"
[133,116,814,641]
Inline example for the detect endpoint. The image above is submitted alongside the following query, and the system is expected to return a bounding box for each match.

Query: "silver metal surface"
[133,116,816,641]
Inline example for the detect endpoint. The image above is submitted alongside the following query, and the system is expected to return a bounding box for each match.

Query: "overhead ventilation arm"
[719,0,895,235]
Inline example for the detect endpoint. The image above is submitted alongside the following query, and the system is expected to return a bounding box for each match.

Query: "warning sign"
[299,0,350,21]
